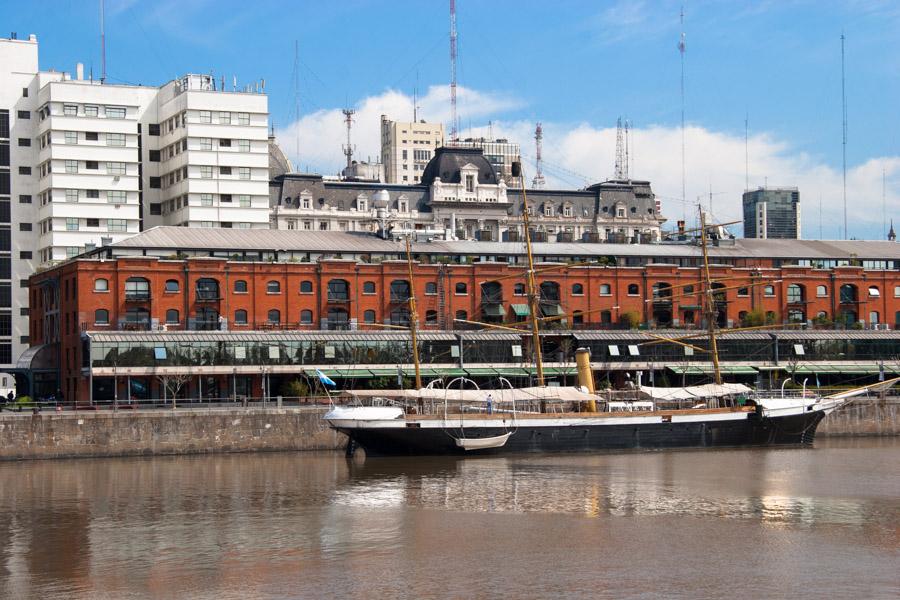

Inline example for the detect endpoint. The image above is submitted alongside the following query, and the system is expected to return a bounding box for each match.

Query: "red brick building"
[27,228,900,402]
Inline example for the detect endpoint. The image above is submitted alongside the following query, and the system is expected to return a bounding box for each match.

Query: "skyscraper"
[742,187,801,239]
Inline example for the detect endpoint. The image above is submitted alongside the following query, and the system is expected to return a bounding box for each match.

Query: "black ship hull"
[336,411,826,457]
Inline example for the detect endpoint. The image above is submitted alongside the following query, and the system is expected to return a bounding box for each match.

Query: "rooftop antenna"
[678,5,686,223]
[449,0,459,143]
[744,113,749,191]
[292,40,301,164]
[532,123,546,189]
[614,117,627,180]
[841,32,848,240]
[883,167,887,239]
[342,108,356,169]
[624,118,631,181]
[413,70,419,122]
[99,0,106,83]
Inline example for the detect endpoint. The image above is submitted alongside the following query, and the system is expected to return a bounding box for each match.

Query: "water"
[0,439,897,600]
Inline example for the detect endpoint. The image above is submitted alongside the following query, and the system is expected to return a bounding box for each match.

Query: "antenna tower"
[292,40,300,165]
[841,32,848,239]
[615,117,627,180]
[624,119,631,180]
[449,0,459,143]
[678,6,686,222]
[342,108,356,170]
[100,0,106,83]
[744,113,749,191]
[532,123,546,189]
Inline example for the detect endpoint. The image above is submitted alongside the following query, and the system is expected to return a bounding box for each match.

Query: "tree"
[741,309,766,327]
[619,311,641,329]
[156,373,191,408]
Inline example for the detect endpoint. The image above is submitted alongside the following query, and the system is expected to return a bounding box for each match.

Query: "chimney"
[76,63,84,81]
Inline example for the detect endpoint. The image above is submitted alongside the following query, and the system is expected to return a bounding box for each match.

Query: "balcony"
[195,290,221,303]
[124,291,150,302]
[390,294,410,303]
[327,295,350,304]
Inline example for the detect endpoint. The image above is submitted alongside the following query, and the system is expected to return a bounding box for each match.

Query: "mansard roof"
[419,146,499,186]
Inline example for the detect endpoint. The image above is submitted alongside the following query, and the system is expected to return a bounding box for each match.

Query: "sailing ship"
[324,167,897,457]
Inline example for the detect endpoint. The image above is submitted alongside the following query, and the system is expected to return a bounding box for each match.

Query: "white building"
[0,34,270,372]
[380,116,444,184]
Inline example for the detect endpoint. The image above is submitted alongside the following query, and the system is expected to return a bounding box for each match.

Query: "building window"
[239,139,250,152]
[165,309,180,324]
[107,162,126,175]
[219,166,232,175]
[199,110,211,123]
[64,131,78,144]
[106,132,125,146]
[86,189,99,199]
[219,111,231,124]
[299,280,313,294]
[108,191,126,204]
[267,281,281,294]
[234,280,248,293]
[165,279,180,293]
[599,283,611,296]
[85,160,98,170]
[764,285,775,297]
[239,167,251,180]
[237,112,250,125]
[817,285,828,297]
[563,205,572,217]
[627,283,639,296]
[737,287,749,297]
[65,189,79,202]
[465,174,475,192]
[455,310,468,322]
[65,160,78,174]
[105,106,126,119]
[17,110,30,119]
[237,195,250,207]
[18,166,31,175]
[363,310,376,324]
[63,104,78,116]
[234,309,248,325]
[787,284,804,303]
[66,218,79,231]
[94,309,109,325]
[84,105,98,117]
[868,286,880,298]
[425,282,437,295]
[455,282,467,295]
[362,281,376,295]
[107,219,126,232]
[94,278,109,292]
[200,194,213,206]
[267,309,281,324]
[200,166,213,178]
[199,138,212,151]
[572,283,584,296]
[300,310,313,325]
[514,283,526,296]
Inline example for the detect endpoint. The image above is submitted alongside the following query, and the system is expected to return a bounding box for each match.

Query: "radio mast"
[449,0,459,143]
[342,108,356,170]
[532,123,546,189]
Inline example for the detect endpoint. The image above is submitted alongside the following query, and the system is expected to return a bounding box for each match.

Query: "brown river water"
[0,439,897,600]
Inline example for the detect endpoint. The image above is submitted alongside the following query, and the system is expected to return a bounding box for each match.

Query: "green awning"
[482,304,506,317]
[511,304,530,316]
[524,366,577,376]
[367,368,402,377]
[465,368,499,376]
[668,365,758,375]
[492,367,530,377]
[679,305,702,310]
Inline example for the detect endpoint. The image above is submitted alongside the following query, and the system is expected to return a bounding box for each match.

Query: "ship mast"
[698,208,722,385]
[405,235,423,390]
[519,163,546,391]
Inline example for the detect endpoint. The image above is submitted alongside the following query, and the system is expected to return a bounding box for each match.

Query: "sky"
[5,0,900,239]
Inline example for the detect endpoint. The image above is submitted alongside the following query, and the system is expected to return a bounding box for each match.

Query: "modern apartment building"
[451,137,523,187]
[380,116,444,184]
[0,34,270,375]
[742,187,801,239]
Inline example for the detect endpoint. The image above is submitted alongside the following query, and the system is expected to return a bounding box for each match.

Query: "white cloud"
[275,88,899,240]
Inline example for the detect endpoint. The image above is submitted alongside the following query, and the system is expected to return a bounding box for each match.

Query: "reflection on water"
[0,439,897,600]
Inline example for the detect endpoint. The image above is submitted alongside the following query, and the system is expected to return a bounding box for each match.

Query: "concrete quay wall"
[818,398,900,437]
[0,408,345,461]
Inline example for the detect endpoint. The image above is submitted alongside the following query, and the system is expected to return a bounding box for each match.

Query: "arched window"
[455,310,468,322]
[425,310,438,324]
[738,311,748,324]
[94,309,109,325]
[788,309,805,323]
[481,281,502,303]
[514,283,526,296]
[599,283,611,296]
[627,283,639,296]
[125,277,150,300]
[600,310,612,324]
[683,310,695,325]
[299,280,313,294]
[763,285,775,296]
[390,280,410,301]
[455,282,468,295]
[363,310,376,323]
[895,311,900,327]
[165,309,179,324]
[327,279,349,301]
[390,308,410,326]
[327,307,349,330]
[839,284,857,303]
[868,311,879,324]
[234,309,248,325]
[124,307,150,328]
[572,283,584,296]
[165,279,180,293]
[425,282,438,295]
[787,284,804,304]
[540,281,560,302]
[196,278,219,300]
[363,281,376,294]
[267,309,281,324]
[868,286,880,298]
[300,310,313,324]
[194,307,219,330]
[267,280,281,294]
[652,282,672,299]
[840,310,857,325]
[234,279,248,293]
[94,278,109,292]
[572,310,584,325]
[816,285,827,297]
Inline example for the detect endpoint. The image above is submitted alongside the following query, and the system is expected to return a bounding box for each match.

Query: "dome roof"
[268,136,294,179]
[419,146,499,187]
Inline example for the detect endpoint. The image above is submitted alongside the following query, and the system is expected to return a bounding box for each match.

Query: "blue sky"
[6,0,899,238]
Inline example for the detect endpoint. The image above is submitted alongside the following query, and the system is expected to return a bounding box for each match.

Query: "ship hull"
[335,410,826,457]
